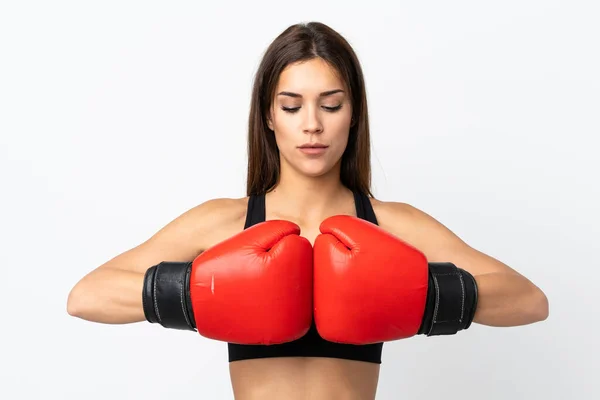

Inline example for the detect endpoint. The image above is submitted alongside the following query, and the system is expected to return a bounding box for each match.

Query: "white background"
[1,1,598,398]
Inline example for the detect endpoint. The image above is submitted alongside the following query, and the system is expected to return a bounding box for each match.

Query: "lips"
[298,144,329,155]
[298,144,328,149]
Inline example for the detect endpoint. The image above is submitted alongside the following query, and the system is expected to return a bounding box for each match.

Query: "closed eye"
[281,105,343,113]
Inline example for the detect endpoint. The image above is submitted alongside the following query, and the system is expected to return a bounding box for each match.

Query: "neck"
[267,164,351,222]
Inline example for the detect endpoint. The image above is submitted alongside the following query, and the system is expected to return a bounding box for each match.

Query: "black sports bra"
[227,191,384,364]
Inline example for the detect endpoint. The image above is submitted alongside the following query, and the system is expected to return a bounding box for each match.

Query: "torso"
[196,193,417,400]
[229,357,380,400]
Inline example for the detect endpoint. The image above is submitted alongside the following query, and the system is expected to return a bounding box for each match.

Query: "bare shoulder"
[90,197,249,275]
[370,198,467,261]
[370,198,427,240]
[144,196,249,257]
[188,197,248,228]
[370,197,521,276]
[182,197,249,251]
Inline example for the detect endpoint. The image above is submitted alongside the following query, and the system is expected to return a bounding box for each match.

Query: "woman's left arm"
[381,202,549,327]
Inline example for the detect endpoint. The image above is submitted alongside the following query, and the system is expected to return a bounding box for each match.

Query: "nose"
[302,105,323,135]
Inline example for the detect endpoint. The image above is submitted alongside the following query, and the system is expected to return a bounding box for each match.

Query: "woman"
[67,21,549,399]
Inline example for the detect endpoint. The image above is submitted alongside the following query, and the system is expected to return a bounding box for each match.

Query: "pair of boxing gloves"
[143,215,478,345]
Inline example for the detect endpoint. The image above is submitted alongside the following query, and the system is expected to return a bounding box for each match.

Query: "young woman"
[67,22,549,400]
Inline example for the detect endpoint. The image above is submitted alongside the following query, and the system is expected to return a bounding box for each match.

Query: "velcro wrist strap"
[425,262,478,336]
[142,261,196,331]
[142,265,159,323]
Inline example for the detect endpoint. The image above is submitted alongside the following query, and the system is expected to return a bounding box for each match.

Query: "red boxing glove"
[191,220,313,344]
[143,220,314,345]
[313,215,478,344]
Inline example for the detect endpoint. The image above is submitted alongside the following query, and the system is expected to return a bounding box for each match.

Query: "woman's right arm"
[66,199,228,324]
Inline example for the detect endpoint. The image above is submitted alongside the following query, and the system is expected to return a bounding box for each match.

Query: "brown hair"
[246,22,372,197]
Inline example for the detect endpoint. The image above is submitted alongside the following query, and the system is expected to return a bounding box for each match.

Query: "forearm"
[67,268,145,324]
[472,272,549,327]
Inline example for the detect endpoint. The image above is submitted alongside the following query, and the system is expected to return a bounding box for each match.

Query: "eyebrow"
[276,89,345,98]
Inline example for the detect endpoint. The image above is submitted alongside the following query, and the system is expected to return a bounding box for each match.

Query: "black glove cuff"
[142,261,196,331]
[142,265,160,324]
[419,262,478,336]
[460,268,478,330]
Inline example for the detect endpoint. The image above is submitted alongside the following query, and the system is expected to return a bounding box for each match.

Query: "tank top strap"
[353,191,378,225]
[244,194,266,229]
[244,191,377,228]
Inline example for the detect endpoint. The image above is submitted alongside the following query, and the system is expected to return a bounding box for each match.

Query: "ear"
[266,113,274,131]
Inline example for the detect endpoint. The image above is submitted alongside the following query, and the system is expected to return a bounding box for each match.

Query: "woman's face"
[268,58,353,178]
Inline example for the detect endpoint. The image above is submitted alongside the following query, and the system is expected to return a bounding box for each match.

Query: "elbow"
[528,287,549,323]
[66,284,85,318]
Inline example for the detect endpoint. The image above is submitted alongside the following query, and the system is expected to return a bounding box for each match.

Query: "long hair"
[246,22,372,197]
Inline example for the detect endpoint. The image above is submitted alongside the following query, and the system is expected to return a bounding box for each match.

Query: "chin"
[294,160,338,178]
[300,169,329,178]
[279,152,341,178]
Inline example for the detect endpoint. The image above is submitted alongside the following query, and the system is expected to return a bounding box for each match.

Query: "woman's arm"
[377,201,549,327]
[66,198,239,324]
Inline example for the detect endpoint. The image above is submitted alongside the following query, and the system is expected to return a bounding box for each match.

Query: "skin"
[67,58,549,400]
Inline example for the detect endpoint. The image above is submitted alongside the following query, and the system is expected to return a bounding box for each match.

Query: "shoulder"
[166,197,249,252]
[192,197,249,227]
[368,197,527,278]
[370,198,467,261]
[370,198,426,239]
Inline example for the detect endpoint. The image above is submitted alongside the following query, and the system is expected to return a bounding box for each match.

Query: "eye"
[281,105,343,113]
[323,104,343,112]
[281,106,300,113]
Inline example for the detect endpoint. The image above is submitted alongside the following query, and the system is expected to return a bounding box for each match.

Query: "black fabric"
[419,262,478,336]
[228,191,384,364]
[417,271,436,335]
[460,268,478,330]
[142,261,196,331]
[142,265,159,324]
